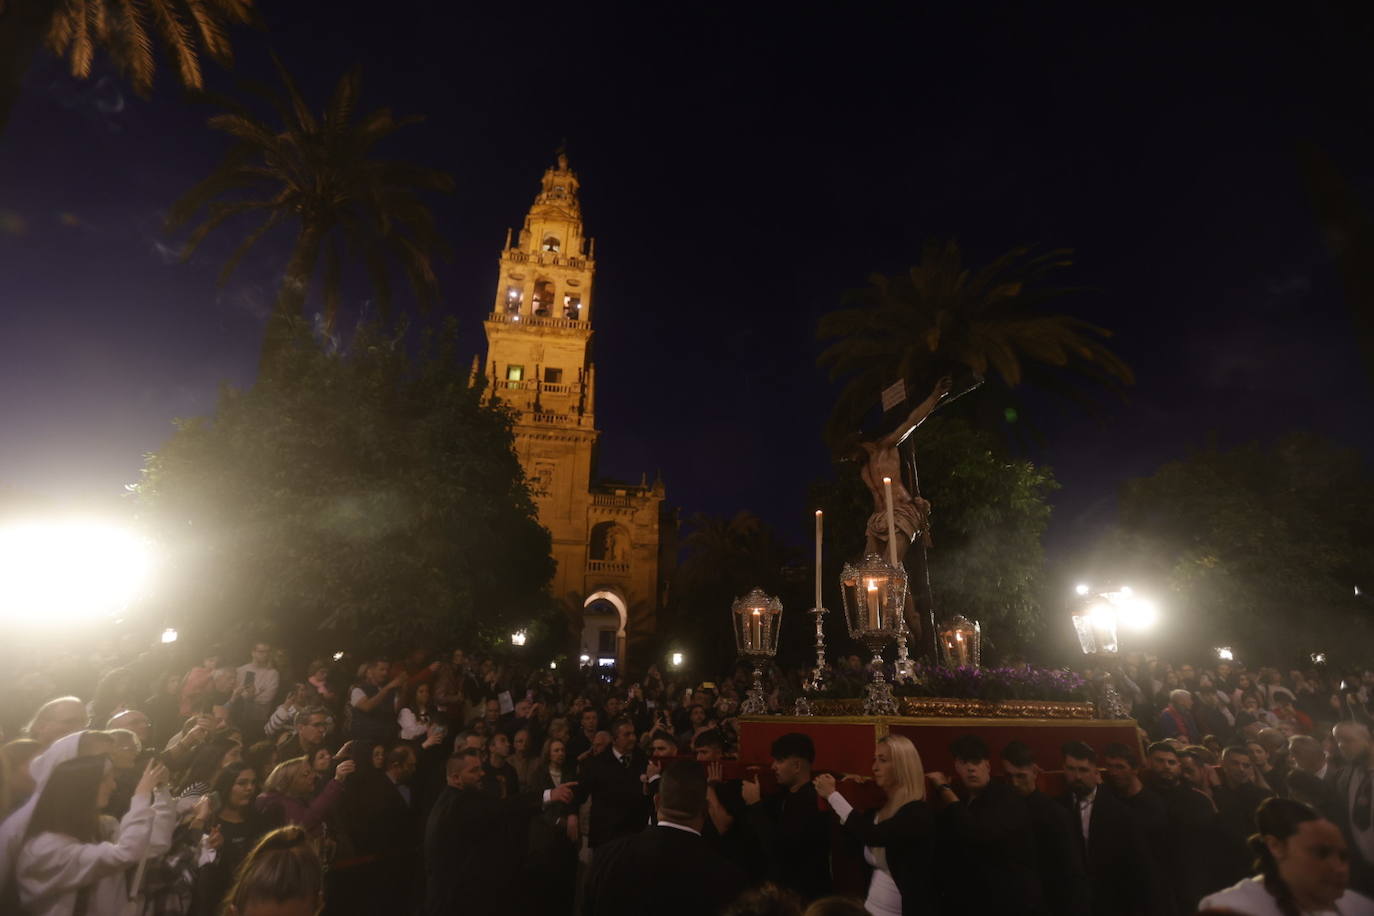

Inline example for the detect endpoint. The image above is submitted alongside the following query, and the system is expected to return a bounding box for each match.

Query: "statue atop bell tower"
[481,153,666,671]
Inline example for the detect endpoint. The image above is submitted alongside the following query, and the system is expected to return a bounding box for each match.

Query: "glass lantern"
[1071,603,1120,656]
[732,588,782,714]
[839,553,907,715]
[938,615,981,668]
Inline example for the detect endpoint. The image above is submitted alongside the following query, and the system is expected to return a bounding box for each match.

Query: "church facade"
[480,155,667,669]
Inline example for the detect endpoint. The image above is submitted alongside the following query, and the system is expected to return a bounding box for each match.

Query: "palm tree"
[0,0,252,131]
[817,240,1134,446]
[168,58,453,356]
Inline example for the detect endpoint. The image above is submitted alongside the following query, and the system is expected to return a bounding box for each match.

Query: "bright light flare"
[511,630,527,647]
[1074,583,1090,596]
[0,520,152,626]
[332,651,345,662]
[1215,646,1234,661]
[670,651,685,668]
[161,628,178,644]
[1115,595,1158,631]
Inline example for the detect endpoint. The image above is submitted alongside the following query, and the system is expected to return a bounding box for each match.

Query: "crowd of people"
[1,637,1374,915]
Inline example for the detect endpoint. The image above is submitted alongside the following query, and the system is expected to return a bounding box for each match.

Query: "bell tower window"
[532,279,553,317]
[506,365,524,382]
[563,295,581,319]
[542,236,561,252]
[544,368,563,385]
[505,286,522,313]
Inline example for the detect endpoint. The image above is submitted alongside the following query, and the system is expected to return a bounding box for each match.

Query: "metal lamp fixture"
[839,553,907,716]
[937,615,981,668]
[732,587,783,714]
[1071,593,1128,718]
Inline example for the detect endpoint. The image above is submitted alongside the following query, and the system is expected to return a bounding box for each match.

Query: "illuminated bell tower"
[483,155,665,669]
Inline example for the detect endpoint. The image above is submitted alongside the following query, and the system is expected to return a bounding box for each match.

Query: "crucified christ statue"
[853,375,952,560]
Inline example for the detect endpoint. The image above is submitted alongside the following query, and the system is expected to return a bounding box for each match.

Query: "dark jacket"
[1061,786,1160,916]
[1022,789,1090,916]
[422,784,545,914]
[575,747,652,848]
[583,823,748,916]
[745,781,832,901]
[1326,763,1374,895]
[935,780,1042,915]
[837,798,935,916]
[1143,774,1223,914]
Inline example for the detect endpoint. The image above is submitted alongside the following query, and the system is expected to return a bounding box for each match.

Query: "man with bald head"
[1329,720,1374,894]
[23,696,88,748]
[106,709,151,746]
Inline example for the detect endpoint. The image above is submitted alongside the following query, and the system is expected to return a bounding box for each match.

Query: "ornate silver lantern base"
[792,695,813,716]
[863,644,899,716]
[740,660,769,715]
[1094,672,1129,719]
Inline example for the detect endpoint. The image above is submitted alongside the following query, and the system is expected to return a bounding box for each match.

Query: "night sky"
[3,3,1373,580]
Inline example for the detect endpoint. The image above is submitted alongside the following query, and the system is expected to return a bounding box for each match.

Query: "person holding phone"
[235,643,280,737]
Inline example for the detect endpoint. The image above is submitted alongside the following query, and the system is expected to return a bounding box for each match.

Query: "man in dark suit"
[575,716,652,850]
[423,749,575,914]
[741,732,832,901]
[930,734,1043,915]
[1143,740,1223,914]
[1102,742,1173,911]
[1213,744,1274,880]
[1327,721,1374,894]
[1001,741,1089,916]
[1060,740,1161,916]
[584,760,748,915]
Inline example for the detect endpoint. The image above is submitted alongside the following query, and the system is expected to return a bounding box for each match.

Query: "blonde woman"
[814,734,933,916]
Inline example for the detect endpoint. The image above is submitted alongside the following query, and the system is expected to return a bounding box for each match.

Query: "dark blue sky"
[2,2,1372,579]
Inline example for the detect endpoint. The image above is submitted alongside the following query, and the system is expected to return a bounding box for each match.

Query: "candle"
[866,579,880,630]
[750,608,762,650]
[814,510,823,610]
[882,477,899,567]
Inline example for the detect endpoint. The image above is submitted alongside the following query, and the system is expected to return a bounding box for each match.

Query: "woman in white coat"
[17,755,175,916]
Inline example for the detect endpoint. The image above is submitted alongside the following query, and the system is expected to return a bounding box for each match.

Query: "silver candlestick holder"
[794,606,830,716]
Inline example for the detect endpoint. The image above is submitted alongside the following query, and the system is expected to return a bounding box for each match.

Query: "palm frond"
[147,0,202,88]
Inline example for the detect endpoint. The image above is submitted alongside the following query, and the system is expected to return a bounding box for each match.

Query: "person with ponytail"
[223,825,323,916]
[1201,797,1374,915]
[812,734,934,916]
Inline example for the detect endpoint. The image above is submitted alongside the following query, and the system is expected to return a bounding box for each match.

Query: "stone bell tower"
[482,154,665,670]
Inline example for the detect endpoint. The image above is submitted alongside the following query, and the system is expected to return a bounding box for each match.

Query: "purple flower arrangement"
[893,663,1089,702]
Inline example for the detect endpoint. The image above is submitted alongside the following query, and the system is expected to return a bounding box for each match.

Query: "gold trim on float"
[874,722,890,740]
[737,715,1138,728]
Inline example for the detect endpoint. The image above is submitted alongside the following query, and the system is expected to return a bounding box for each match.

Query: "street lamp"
[1215,646,1234,662]
[160,628,178,645]
[1071,590,1129,719]
[511,630,527,647]
[670,651,685,669]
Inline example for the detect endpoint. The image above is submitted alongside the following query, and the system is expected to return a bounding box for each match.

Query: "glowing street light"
[549,660,558,670]
[670,651,685,669]
[578,653,591,665]
[1075,583,1091,596]
[160,628,178,644]
[0,520,153,626]
[332,651,345,662]
[511,630,527,647]
[1215,646,1234,661]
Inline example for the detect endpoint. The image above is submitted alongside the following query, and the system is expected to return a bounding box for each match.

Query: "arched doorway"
[582,590,627,670]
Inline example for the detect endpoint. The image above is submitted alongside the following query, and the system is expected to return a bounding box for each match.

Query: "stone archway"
[582,589,627,669]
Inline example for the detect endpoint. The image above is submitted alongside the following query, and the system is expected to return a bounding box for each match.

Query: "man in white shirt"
[235,641,280,733]
[1061,740,1158,915]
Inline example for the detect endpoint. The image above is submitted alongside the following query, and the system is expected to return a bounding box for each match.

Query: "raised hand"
[136,759,168,797]
[334,759,357,782]
[705,761,723,785]
[813,773,837,798]
[645,760,662,782]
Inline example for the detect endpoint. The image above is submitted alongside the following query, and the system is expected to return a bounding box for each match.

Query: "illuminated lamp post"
[732,588,783,715]
[1071,595,1129,719]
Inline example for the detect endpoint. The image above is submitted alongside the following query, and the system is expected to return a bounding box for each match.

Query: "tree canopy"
[1096,433,1374,664]
[131,323,554,653]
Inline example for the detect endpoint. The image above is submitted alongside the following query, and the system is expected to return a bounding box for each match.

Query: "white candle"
[814,510,823,610]
[882,476,899,567]
[866,579,880,629]
[750,609,762,650]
